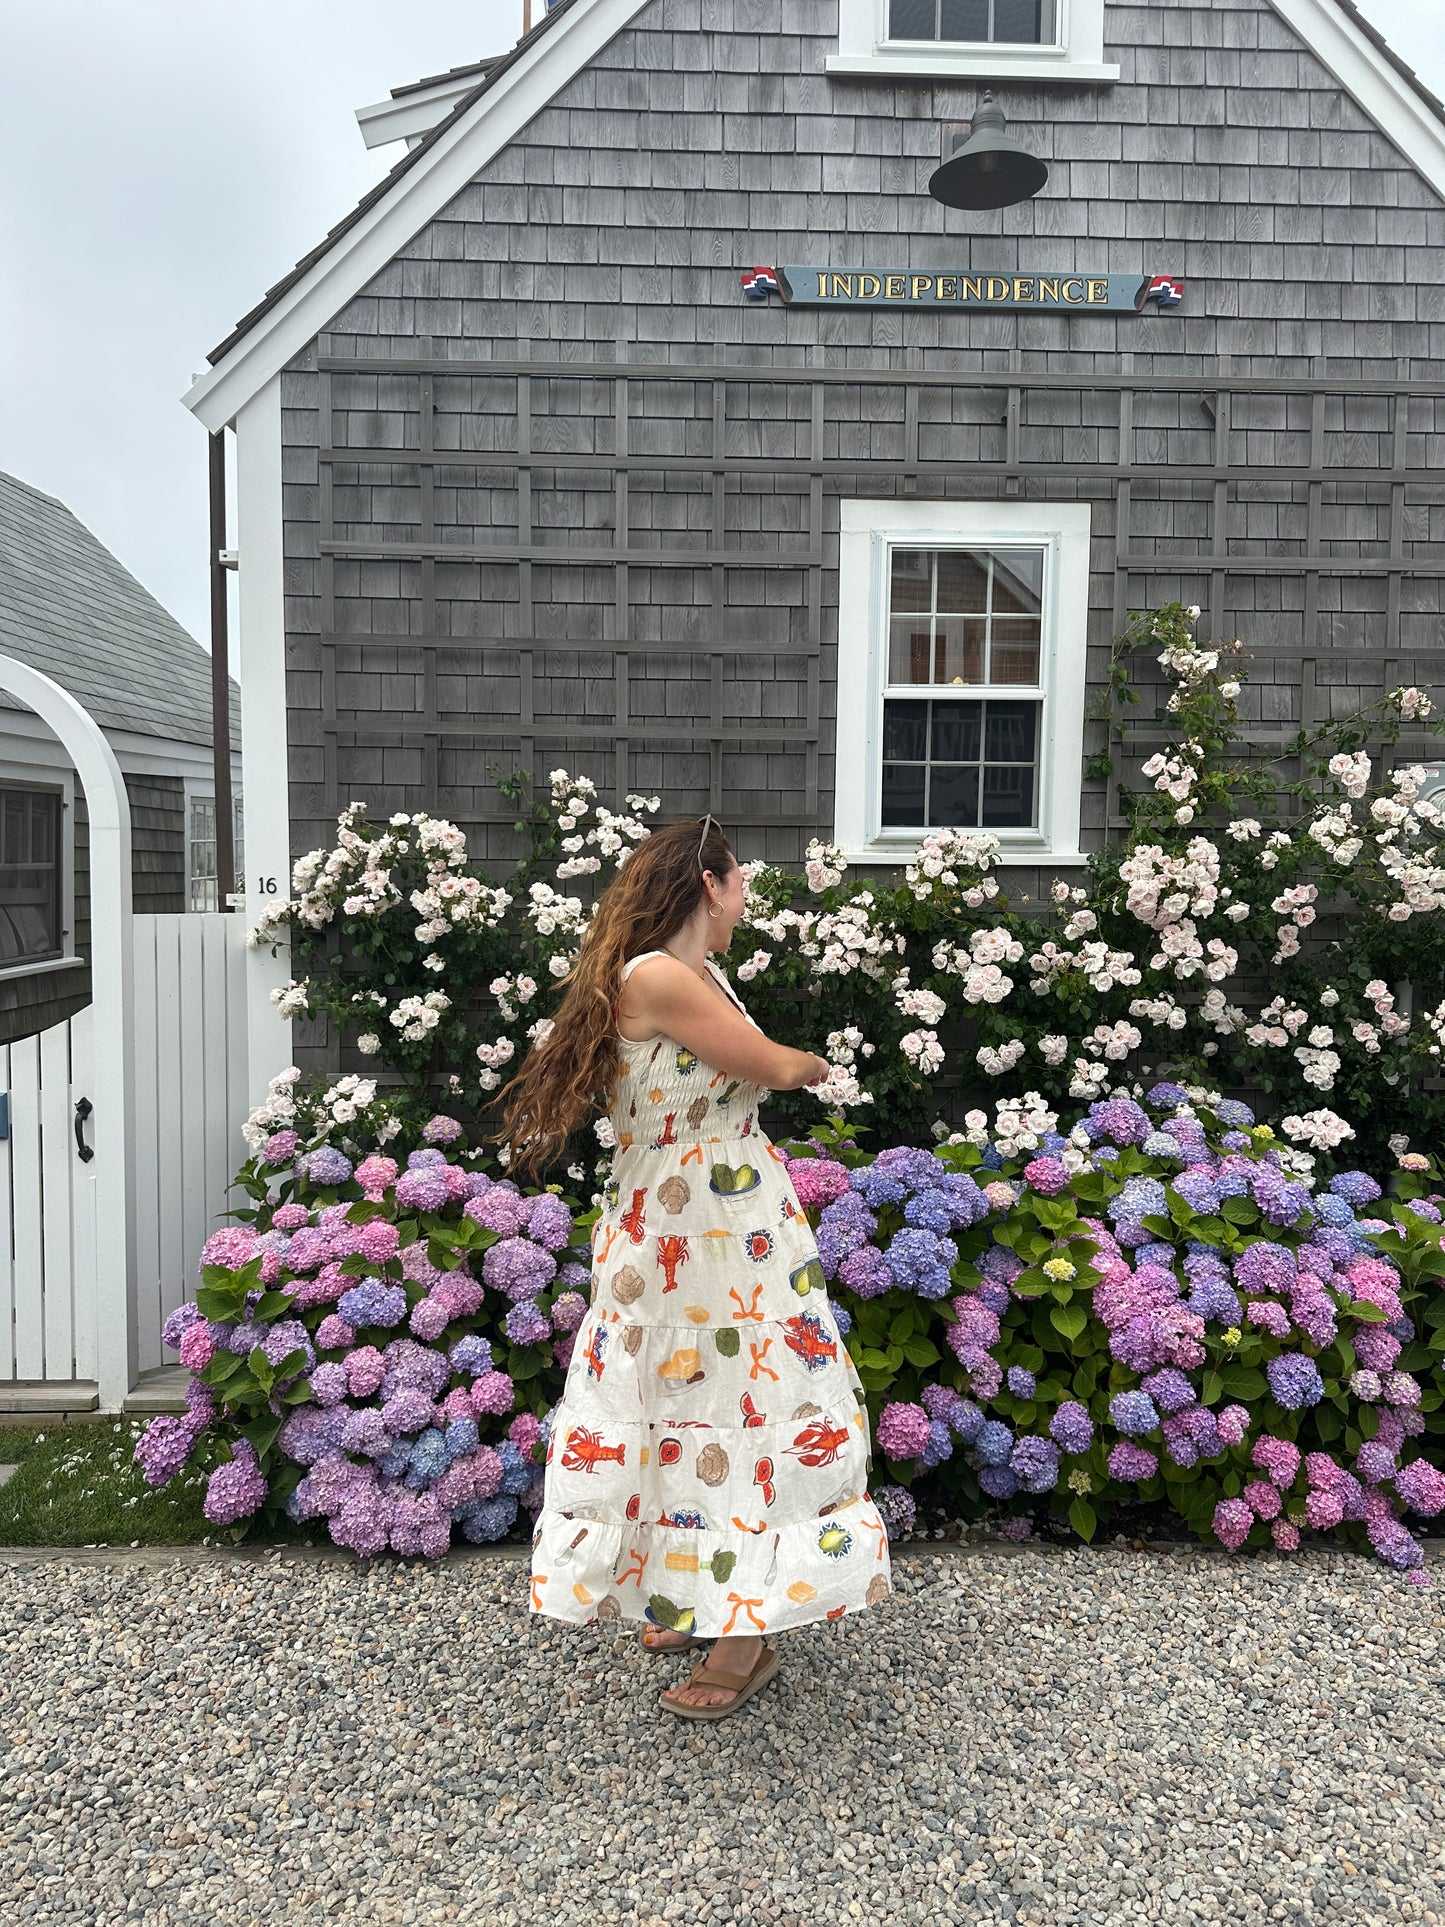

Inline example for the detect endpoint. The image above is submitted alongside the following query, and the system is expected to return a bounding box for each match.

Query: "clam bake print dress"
[530,951,893,1639]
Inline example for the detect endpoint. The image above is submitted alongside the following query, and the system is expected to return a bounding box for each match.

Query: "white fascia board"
[0,707,241,782]
[1270,0,1445,200]
[355,73,496,152]
[184,0,652,434]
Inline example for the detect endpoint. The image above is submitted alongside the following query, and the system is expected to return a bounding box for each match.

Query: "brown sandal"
[660,1642,780,1721]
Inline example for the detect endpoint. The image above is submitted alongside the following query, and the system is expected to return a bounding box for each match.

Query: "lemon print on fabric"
[674,1047,699,1074]
[709,1161,760,1196]
[790,1258,826,1296]
[818,1522,854,1560]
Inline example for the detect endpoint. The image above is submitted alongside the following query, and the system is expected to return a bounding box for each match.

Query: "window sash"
[884,0,1059,48]
[0,787,63,964]
[189,793,246,913]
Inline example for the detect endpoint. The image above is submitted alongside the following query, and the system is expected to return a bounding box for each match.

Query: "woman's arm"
[619,955,827,1090]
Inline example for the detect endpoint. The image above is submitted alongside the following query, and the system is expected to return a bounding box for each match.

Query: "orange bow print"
[722,1592,767,1634]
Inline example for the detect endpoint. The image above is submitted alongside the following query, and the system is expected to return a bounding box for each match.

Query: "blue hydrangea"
[1187,1273,1242,1326]
[977,1464,1019,1500]
[407,1430,449,1483]
[974,1420,1014,1467]
[884,1227,958,1300]
[918,1418,954,1470]
[1137,1242,1177,1269]
[979,1144,1005,1170]
[1039,1132,1069,1155]
[1006,1366,1037,1399]
[1234,1242,1296,1295]
[1010,1436,1060,1495]
[1214,1100,1255,1129]
[1329,1171,1382,1207]
[377,1441,413,1480]
[832,1303,852,1338]
[1143,1132,1185,1160]
[496,1439,534,1497]
[445,1417,479,1460]
[1252,1170,1313,1228]
[1215,1172,1250,1198]
[903,1188,955,1236]
[1107,1178,1168,1227]
[938,1172,990,1227]
[1147,1082,1190,1109]
[504,1301,551,1347]
[449,1334,494,1376]
[950,1399,986,1445]
[304,1147,354,1187]
[457,1494,519,1542]
[1049,1402,1093,1455]
[338,1278,408,1330]
[1266,1353,1325,1411]
[1110,1390,1160,1435]
[1172,1173,1222,1216]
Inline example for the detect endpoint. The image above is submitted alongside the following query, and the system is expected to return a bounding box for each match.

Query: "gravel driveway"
[0,1541,1440,1926]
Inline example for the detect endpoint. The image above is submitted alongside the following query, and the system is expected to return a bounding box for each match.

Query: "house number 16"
[258,877,279,893]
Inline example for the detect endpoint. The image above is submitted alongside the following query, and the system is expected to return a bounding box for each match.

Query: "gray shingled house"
[0,472,243,1044]
[184,0,1445,1078]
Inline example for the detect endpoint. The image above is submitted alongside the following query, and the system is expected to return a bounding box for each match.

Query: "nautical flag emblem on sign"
[740,266,782,300]
[1143,275,1185,307]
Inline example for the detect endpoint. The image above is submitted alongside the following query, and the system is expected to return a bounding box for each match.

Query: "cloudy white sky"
[3,0,1443,645]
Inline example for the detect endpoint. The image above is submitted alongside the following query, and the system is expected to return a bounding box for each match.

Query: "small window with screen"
[0,785,63,966]
[886,0,1057,46]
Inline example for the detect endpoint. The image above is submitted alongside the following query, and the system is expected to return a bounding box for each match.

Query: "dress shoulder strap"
[619,950,670,982]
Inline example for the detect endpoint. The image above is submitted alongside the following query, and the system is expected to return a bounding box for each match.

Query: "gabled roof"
[186,0,1445,433]
[0,472,240,750]
[389,56,504,101]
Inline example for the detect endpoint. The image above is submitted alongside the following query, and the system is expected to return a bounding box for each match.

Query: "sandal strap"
[685,1646,771,1692]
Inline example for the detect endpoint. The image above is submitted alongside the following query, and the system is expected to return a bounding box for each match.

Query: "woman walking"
[500,814,892,1719]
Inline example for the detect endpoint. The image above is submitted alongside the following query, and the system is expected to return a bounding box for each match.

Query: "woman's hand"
[801,1053,832,1089]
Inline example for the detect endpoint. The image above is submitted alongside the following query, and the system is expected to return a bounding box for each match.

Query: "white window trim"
[834,498,1091,868]
[827,0,1119,81]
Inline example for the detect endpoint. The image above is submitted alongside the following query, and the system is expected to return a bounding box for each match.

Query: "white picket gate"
[0,912,250,1395]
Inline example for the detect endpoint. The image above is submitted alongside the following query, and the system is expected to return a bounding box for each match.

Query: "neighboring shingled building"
[0,471,243,1041]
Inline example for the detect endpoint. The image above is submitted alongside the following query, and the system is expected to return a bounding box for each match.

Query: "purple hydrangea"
[1006,1366,1037,1399]
[304,1148,354,1188]
[1049,1401,1094,1455]
[1089,1098,1153,1146]
[1394,1459,1445,1516]
[1107,1178,1168,1227]
[481,1237,557,1302]
[1329,1171,1382,1207]
[1140,1368,1196,1415]
[973,1420,1013,1468]
[876,1400,932,1460]
[161,1302,205,1351]
[337,1279,409,1330]
[1212,1496,1254,1548]
[1010,1436,1060,1495]
[1107,1442,1159,1482]
[203,1440,268,1524]
[837,1245,895,1299]
[1234,1242,1296,1295]
[133,1415,201,1487]
[395,1168,451,1212]
[504,1301,551,1347]
[978,1464,1019,1500]
[1022,1157,1070,1197]
[873,1483,918,1540]
[882,1228,958,1300]
[1266,1352,1325,1411]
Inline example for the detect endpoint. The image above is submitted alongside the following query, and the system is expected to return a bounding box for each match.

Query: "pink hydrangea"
[437,1386,474,1425]
[876,1401,931,1460]
[510,1412,543,1456]
[1243,1479,1282,1520]
[260,1130,299,1165]
[1212,1497,1253,1549]
[1352,1325,1402,1373]
[1250,1435,1301,1489]
[199,1227,259,1272]
[177,1323,216,1373]
[272,1203,311,1232]
[409,1297,450,1342]
[470,1369,516,1417]
[1271,1518,1300,1551]
[1106,1442,1158,1482]
[344,1345,385,1398]
[1394,1459,1445,1516]
[1305,1488,1344,1531]
[356,1220,401,1264]
[552,1332,578,1372]
[466,1187,529,1238]
[1022,1157,1070,1198]
[314,1314,355,1351]
[1216,1404,1250,1448]
[786,1158,852,1211]
[356,1155,399,1199]
[433,1274,484,1319]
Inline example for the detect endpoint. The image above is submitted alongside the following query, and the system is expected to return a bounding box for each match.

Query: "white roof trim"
[183,0,652,433]
[185,0,1445,433]
[355,71,499,153]
[1270,0,1445,200]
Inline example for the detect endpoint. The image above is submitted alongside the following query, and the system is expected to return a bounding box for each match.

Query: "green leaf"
[200,1349,247,1386]
[1049,1303,1087,1342]
[859,1347,891,1371]
[1348,1299,1389,1324]
[1011,1267,1051,1298]
[254,1289,297,1319]
[1068,1498,1097,1543]
[281,1379,315,1405]
[882,1344,904,1372]
[1219,1365,1266,1400]
[247,1345,275,1395]
[238,1417,282,1459]
[195,1284,247,1322]
[1221,1197,1258,1226]
[901,1336,941,1369]
[1201,1369,1223,1406]
[889,1308,917,1345]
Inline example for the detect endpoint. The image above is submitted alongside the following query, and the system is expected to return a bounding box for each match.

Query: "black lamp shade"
[929,91,1049,211]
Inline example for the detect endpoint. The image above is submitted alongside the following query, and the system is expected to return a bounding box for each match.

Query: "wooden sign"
[740,268,1184,312]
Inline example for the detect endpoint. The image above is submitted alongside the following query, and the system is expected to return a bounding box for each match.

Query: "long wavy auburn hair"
[495,816,736,1181]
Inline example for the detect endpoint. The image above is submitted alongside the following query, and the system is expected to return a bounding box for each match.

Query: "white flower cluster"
[268,979,313,1020]
[993,1092,1058,1153]
[1140,745,1202,822]
[1394,685,1434,721]
[1270,882,1318,962]
[1281,1108,1356,1150]
[389,990,450,1044]
[904,828,1001,904]
[1156,634,1219,686]
[977,1038,1025,1077]
[901,1028,945,1074]
[893,973,947,1025]
[489,974,538,1023]
[410,874,512,946]
[1327,750,1372,800]
[474,1035,516,1093]
[1036,1034,1070,1065]
[735,949,772,983]
[1068,1058,1112,1100]
[1372,768,1445,920]
[1148,921,1237,983]
[554,792,658,879]
[1081,1020,1142,1062]
[1119,837,1221,928]
[1028,940,1141,995]
[1294,1025,1341,1092]
[748,895,902,981]
[932,927,1023,1004]
[1130,992,1188,1032]
[1308,803,1362,867]
[526,881,587,942]
[241,1066,303,1150]
[318,1074,378,1126]
[1245,996,1308,1049]
[254,804,486,950]
[803,838,847,891]
[809,1026,876,1108]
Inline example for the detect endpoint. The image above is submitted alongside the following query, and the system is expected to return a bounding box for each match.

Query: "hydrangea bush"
[248,608,1444,1170]
[134,1114,591,1555]
[786,1086,1445,1583]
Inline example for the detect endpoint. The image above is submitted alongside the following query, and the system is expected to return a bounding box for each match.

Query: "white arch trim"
[0,655,136,1409]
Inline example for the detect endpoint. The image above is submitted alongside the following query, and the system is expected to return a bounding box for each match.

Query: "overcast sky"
[3,0,1443,646]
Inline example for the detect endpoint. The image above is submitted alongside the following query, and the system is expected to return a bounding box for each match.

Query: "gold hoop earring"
[707,904,722,919]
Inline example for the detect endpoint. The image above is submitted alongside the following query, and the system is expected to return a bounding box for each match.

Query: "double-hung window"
[0,783,64,965]
[828,0,1117,81]
[835,500,1091,865]
[189,792,246,913]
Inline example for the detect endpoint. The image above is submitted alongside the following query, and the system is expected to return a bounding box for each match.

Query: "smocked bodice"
[610,953,764,1152]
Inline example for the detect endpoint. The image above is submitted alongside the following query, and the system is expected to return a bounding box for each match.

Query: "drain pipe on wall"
[209,430,236,913]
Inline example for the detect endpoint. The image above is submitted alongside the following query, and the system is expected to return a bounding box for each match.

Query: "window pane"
[933,617,985,685]
[989,618,1041,685]
[881,762,926,826]
[888,547,933,612]
[2,796,23,869]
[934,549,990,613]
[929,764,979,827]
[930,701,981,762]
[882,699,928,761]
[29,800,53,864]
[888,617,934,685]
[984,700,1038,762]
[990,548,1045,614]
[939,0,990,39]
[982,764,1036,827]
[993,0,1049,42]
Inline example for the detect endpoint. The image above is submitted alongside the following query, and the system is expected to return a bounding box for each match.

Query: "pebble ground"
[0,1541,1441,1926]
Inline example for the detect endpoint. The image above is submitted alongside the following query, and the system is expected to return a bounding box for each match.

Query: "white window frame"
[827,0,1119,82]
[834,499,1091,867]
[0,757,82,985]
[184,780,246,913]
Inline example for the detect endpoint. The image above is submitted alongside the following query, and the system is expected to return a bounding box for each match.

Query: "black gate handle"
[74,1096,94,1163]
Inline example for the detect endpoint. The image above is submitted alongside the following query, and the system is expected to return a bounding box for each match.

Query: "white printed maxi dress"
[530,952,893,1638]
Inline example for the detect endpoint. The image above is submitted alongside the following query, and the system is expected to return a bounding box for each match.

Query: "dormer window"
[886,0,1057,47]
[829,0,1118,81]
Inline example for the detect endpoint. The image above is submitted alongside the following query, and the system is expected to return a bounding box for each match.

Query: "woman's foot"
[661,1634,764,1709]
[638,1624,701,1651]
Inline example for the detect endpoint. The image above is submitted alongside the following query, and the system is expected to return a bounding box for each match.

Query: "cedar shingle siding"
[276,0,1445,893]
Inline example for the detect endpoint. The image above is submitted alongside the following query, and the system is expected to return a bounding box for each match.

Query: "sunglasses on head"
[697,811,717,872]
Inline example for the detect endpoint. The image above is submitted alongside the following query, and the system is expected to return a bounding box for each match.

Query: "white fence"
[0,911,250,1389]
